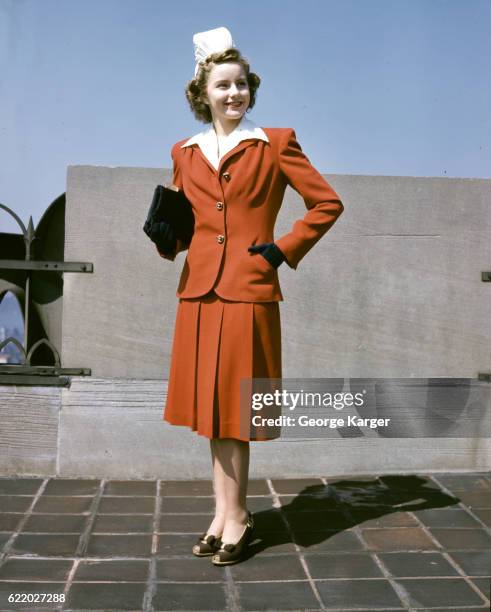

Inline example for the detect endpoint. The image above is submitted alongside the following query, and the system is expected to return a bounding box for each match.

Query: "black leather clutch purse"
[143,184,195,249]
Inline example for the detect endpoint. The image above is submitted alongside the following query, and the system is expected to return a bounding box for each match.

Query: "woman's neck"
[212,115,243,137]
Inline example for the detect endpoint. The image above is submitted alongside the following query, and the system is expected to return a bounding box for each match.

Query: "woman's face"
[202,62,251,125]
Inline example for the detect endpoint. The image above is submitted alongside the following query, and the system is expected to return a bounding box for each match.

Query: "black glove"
[248,242,286,268]
[148,221,177,254]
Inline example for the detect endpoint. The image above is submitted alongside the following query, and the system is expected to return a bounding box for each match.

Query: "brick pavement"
[0,473,489,610]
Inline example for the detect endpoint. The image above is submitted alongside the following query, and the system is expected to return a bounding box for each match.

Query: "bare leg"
[212,438,250,543]
[204,439,226,537]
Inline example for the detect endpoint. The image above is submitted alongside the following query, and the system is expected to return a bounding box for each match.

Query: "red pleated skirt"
[163,290,282,441]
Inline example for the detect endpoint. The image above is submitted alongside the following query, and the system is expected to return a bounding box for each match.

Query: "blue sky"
[1,0,490,232]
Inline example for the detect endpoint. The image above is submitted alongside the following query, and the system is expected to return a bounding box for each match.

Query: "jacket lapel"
[182,119,270,175]
[194,146,218,175]
[217,139,260,174]
[189,139,259,175]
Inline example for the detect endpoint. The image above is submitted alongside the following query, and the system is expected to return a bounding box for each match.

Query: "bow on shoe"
[199,533,216,544]
[247,242,286,268]
[192,532,221,557]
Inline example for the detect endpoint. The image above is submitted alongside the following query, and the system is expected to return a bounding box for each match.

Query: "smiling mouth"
[226,101,243,107]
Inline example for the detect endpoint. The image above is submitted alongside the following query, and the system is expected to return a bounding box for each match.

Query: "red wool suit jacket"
[159,127,344,302]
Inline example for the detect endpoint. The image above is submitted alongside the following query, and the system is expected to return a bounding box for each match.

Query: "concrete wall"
[0,378,489,478]
[62,167,490,379]
[1,166,490,478]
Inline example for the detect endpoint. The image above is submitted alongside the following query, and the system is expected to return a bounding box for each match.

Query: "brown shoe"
[192,532,222,557]
[211,512,254,566]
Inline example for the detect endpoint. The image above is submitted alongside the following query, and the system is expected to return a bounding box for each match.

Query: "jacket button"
[216,201,223,210]
[222,172,231,181]
[216,235,225,244]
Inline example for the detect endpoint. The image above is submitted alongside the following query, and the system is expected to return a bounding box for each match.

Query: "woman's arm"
[274,128,344,270]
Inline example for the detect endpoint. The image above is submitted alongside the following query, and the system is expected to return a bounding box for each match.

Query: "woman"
[158,27,344,565]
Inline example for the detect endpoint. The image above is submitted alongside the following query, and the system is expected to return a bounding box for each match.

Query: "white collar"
[181,116,269,169]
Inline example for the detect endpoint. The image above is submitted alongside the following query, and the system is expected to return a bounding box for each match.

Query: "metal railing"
[0,201,92,386]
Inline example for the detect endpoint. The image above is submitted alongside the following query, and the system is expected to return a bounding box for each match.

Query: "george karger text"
[251,414,391,429]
